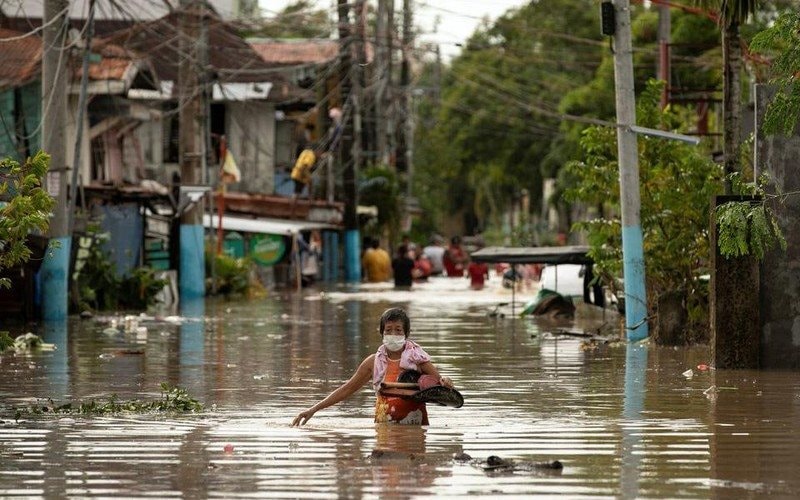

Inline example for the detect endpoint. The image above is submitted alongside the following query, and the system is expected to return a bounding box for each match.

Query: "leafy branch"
[0,152,54,288]
[714,173,787,260]
[750,10,800,136]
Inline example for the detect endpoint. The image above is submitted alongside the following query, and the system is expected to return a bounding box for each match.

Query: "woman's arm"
[418,361,454,388]
[292,354,375,426]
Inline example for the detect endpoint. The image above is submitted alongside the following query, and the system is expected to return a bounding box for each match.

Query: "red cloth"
[467,262,489,290]
[376,359,429,425]
[443,246,466,277]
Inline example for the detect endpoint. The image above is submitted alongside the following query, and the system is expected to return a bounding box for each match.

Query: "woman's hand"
[292,409,316,426]
[439,376,454,388]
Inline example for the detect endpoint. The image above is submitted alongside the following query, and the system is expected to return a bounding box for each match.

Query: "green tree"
[359,165,402,243]
[0,151,54,288]
[414,0,603,235]
[565,81,723,341]
[248,1,331,38]
[749,10,800,135]
[691,0,762,192]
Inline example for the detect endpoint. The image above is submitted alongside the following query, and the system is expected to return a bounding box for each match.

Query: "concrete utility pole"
[40,0,70,320]
[375,0,388,165]
[68,0,96,233]
[338,0,361,282]
[354,0,371,162]
[612,0,648,342]
[396,0,413,192]
[178,0,205,298]
[385,0,395,162]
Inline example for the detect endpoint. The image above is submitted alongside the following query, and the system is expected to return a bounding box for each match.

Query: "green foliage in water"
[71,223,167,312]
[0,151,54,288]
[14,383,203,420]
[0,331,14,352]
[206,250,251,296]
[715,173,787,260]
[0,332,52,354]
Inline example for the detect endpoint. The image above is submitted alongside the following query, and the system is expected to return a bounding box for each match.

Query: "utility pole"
[68,0,96,233]
[354,0,370,163]
[397,0,414,201]
[40,0,70,321]
[396,0,412,181]
[338,0,360,282]
[375,0,387,165]
[178,0,205,298]
[385,0,395,164]
[612,0,648,341]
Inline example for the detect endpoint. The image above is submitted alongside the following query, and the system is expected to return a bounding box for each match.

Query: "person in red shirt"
[443,236,467,277]
[467,260,489,290]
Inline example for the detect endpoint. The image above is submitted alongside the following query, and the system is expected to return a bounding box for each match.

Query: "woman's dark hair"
[379,307,410,337]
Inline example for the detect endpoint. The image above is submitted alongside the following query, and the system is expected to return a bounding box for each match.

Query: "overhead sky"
[258,0,531,60]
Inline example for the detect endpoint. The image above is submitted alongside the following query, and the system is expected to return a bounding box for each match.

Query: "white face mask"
[382,335,407,352]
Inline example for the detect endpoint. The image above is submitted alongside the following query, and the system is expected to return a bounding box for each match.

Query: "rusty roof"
[249,39,339,66]
[0,28,153,91]
[249,38,374,67]
[102,11,293,90]
[0,28,42,88]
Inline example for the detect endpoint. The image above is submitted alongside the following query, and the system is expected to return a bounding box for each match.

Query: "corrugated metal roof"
[249,39,339,66]
[0,28,42,88]
[0,28,155,91]
[103,11,290,86]
[249,39,374,67]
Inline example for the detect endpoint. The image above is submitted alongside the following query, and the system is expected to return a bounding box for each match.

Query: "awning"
[470,246,593,265]
[203,214,338,236]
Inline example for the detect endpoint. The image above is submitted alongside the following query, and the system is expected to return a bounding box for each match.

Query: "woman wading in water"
[292,308,454,426]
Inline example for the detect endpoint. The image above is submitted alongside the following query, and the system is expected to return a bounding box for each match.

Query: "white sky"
[258,0,531,60]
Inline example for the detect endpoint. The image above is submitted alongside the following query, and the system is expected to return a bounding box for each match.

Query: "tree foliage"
[0,151,54,288]
[359,165,402,241]
[715,173,786,259]
[247,0,331,38]
[415,0,604,235]
[565,80,723,338]
[71,223,166,312]
[749,10,800,135]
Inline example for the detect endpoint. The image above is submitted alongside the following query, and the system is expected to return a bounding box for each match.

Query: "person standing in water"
[291,308,454,426]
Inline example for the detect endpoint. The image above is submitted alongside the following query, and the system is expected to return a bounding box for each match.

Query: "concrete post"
[40,0,70,320]
[612,0,648,341]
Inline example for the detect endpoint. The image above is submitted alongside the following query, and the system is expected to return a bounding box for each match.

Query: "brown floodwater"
[1,275,800,498]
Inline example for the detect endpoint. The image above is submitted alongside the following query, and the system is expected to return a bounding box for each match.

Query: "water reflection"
[41,320,68,397]
[179,298,205,390]
[2,276,800,496]
[621,342,648,499]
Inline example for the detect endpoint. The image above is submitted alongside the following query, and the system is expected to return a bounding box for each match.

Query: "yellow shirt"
[291,149,316,184]
[362,248,392,282]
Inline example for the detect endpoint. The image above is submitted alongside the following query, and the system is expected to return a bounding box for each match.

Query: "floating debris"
[14,383,204,419]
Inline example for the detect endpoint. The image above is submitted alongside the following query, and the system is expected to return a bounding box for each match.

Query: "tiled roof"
[249,39,374,67]
[103,11,289,86]
[0,28,42,88]
[249,39,339,66]
[0,28,150,90]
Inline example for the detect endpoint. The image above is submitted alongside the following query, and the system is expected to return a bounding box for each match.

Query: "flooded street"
[2,275,800,498]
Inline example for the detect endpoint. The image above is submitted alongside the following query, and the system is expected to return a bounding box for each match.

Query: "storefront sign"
[251,234,286,266]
